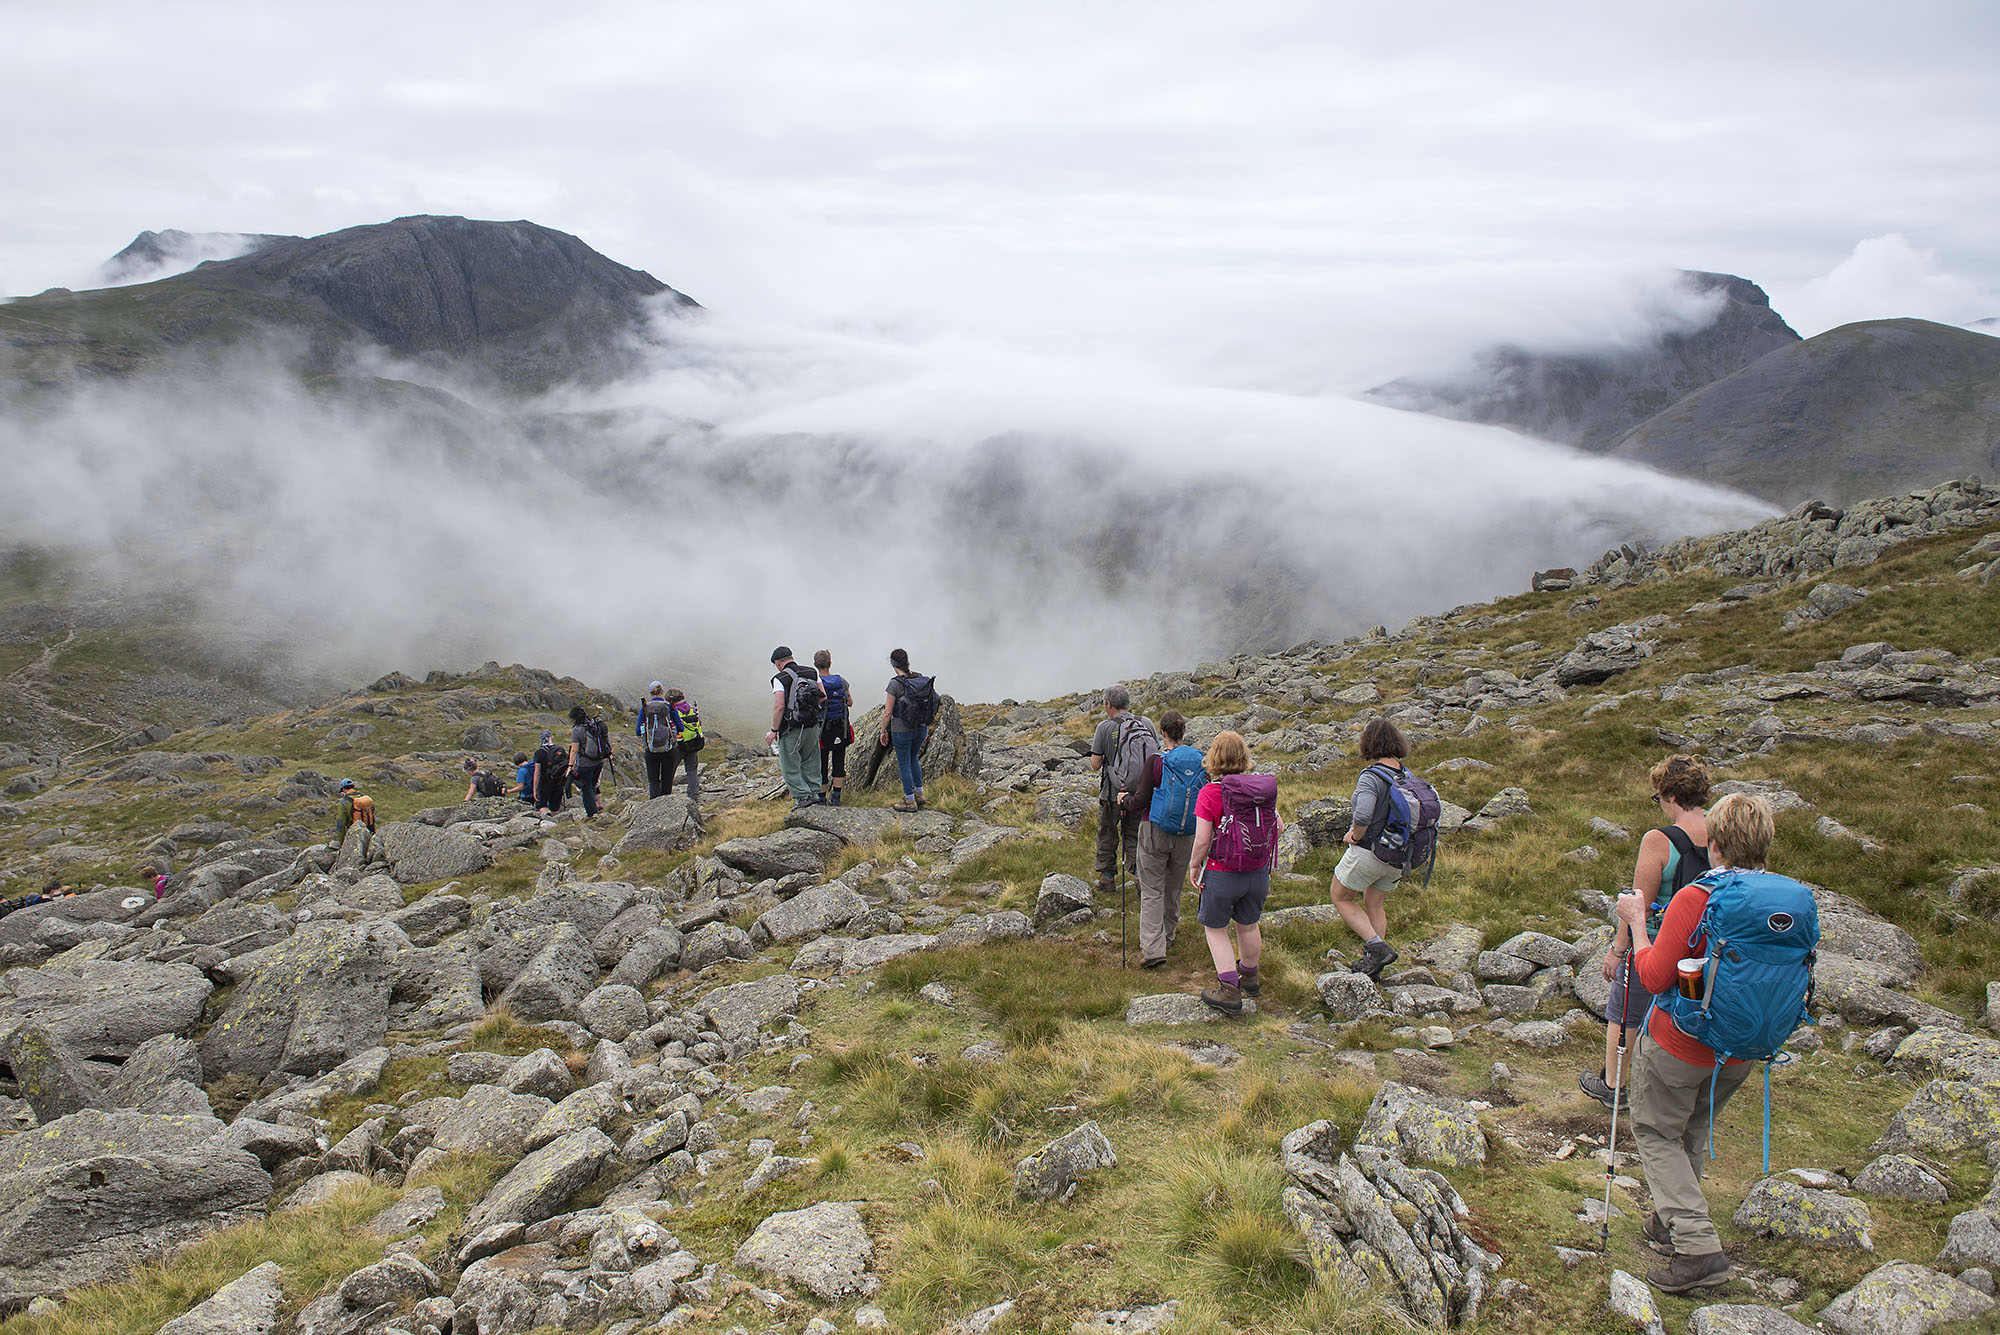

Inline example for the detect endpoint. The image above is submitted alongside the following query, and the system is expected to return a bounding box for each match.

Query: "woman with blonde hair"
[1186,731,1282,1015]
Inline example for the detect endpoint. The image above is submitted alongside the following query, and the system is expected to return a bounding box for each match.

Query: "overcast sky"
[4,1,1998,373]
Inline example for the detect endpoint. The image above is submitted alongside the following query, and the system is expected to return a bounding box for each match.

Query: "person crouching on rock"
[1186,730,1281,1015]
[1331,720,1414,980]
[1615,791,1775,1295]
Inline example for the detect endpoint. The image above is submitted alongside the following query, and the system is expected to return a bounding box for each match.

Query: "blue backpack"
[1655,867,1820,1169]
[1149,746,1207,836]
[822,674,849,725]
[1366,764,1442,888]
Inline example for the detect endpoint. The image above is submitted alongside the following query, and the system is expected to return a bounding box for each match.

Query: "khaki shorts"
[1335,844,1405,893]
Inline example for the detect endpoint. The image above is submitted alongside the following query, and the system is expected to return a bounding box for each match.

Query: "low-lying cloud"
[0,302,1770,723]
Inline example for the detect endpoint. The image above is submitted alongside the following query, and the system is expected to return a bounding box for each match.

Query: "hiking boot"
[892,799,919,813]
[1140,957,1168,970]
[829,790,843,806]
[1236,963,1261,997]
[1641,1211,1673,1253]
[1578,1068,1619,1111]
[1646,1250,1732,1294]
[1096,877,1115,895]
[1353,939,1399,980]
[1200,980,1244,1016]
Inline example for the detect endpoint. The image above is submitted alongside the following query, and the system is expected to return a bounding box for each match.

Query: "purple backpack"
[1210,773,1280,872]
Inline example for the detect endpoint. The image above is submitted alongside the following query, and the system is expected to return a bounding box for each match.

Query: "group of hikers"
[766,647,940,812]
[1091,688,1820,1296]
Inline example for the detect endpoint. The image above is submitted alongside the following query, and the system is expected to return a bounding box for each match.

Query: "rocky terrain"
[0,476,1994,1332]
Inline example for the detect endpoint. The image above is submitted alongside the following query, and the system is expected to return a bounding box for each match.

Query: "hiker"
[139,863,168,900]
[567,705,611,819]
[513,751,535,805]
[463,757,507,802]
[665,688,703,809]
[881,648,939,812]
[1329,720,1436,981]
[1129,710,1205,968]
[1616,791,1815,1294]
[334,779,375,844]
[533,729,569,815]
[768,647,825,808]
[1581,755,1711,1110]
[1186,731,1281,1015]
[637,682,681,800]
[1089,686,1157,895]
[815,650,853,805]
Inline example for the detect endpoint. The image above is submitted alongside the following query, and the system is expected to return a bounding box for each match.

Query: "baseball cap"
[339,779,356,791]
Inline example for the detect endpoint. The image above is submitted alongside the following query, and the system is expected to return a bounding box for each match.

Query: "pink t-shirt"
[1195,782,1229,871]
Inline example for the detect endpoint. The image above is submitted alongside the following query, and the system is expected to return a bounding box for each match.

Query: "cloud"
[1777,234,2000,336]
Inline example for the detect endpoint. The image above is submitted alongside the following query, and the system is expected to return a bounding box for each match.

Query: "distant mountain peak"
[98,228,297,286]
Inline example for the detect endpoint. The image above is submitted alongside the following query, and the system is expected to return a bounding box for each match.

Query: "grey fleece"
[1350,765,1394,838]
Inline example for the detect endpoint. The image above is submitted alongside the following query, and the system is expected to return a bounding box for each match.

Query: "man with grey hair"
[1089,685,1157,896]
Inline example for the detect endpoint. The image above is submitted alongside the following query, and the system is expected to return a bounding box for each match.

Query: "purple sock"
[1218,970,1240,988]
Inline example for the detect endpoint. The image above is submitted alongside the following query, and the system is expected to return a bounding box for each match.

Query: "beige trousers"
[1629,1029,1754,1255]
[1135,821,1195,960]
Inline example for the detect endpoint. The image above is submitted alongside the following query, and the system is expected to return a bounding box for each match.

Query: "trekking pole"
[1119,853,1128,969]
[1601,947,1635,1250]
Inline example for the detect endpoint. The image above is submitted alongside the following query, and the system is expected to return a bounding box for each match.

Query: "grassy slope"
[1,520,1997,1333]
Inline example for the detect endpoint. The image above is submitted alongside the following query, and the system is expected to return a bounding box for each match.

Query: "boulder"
[1493,931,1576,967]
[527,1084,622,1148]
[1033,791,1096,831]
[1687,1307,1815,1335]
[464,1128,615,1231]
[680,922,755,971]
[390,892,471,947]
[1731,1177,1873,1250]
[1413,923,1484,976]
[492,924,598,1023]
[1556,629,1654,686]
[577,983,649,1041]
[429,1085,555,1159]
[1820,1261,1994,1335]
[1035,873,1096,927]
[1356,1082,1486,1167]
[387,943,485,1031]
[699,974,800,1040]
[713,828,843,881]
[485,881,639,951]
[0,1110,271,1307]
[1937,1208,2000,1271]
[1852,1153,1951,1203]
[1873,1080,2000,1156]
[606,924,685,988]
[3,1020,107,1122]
[734,1200,877,1300]
[616,794,703,855]
[1316,972,1391,1022]
[787,803,955,844]
[363,1185,447,1239]
[375,821,491,883]
[1892,1027,2000,1086]
[156,1260,285,1335]
[1607,1268,1667,1335]
[1125,994,1255,1026]
[752,884,868,947]
[293,1252,439,1335]
[500,1049,575,1101]
[0,959,211,1060]
[198,920,402,1080]
[1014,1120,1118,1201]
[107,1034,208,1116]
[932,910,1035,950]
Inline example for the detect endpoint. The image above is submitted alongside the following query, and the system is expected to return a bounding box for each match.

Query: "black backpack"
[893,673,940,727]
[643,699,678,753]
[781,665,825,730]
[1647,826,1712,929]
[581,717,613,763]
[473,771,505,798]
[538,744,570,790]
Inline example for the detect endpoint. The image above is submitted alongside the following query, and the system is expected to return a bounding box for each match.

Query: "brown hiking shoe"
[891,799,919,812]
[1200,980,1244,1016]
[1236,964,1261,997]
[1641,1211,1672,1253]
[1646,1250,1732,1294]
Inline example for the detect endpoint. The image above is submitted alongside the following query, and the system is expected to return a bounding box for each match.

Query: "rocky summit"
[0,478,1996,1333]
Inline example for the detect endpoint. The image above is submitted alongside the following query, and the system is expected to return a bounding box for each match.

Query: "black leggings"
[820,726,849,786]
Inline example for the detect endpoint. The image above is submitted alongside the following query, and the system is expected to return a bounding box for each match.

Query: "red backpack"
[1210,773,1279,872]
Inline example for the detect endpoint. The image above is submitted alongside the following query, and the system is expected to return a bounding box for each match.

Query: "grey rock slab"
[1853,1153,1951,1203]
[387,943,485,1032]
[363,1184,447,1238]
[1873,1079,2000,1156]
[714,827,843,881]
[389,891,470,947]
[376,820,491,883]
[1124,993,1257,1025]
[1494,931,1577,967]
[526,1083,622,1150]
[278,1170,370,1212]
[106,1034,205,1112]
[1315,971,1391,1021]
[616,794,702,854]
[734,1200,877,1300]
[1731,1177,1873,1250]
[197,919,402,1080]
[1937,1208,2000,1270]
[1015,1120,1118,1201]
[464,1127,615,1231]
[1687,1304,1815,1335]
[699,974,800,1040]
[155,1260,285,1335]
[1413,922,1484,976]
[3,1019,107,1122]
[752,883,868,947]
[1891,1026,2000,1086]
[1820,1261,1995,1335]
[500,1048,575,1100]
[0,958,211,1060]
[1474,951,1537,983]
[679,921,754,972]
[492,923,598,1023]
[840,933,941,971]
[577,982,649,1041]
[431,1084,555,1159]
[605,924,685,988]
[786,803,954,844]
[1035,873,1096,927]
[932,910,1034,949]
[1356,1081,1486,1167]
[1606,1269,1667,1335]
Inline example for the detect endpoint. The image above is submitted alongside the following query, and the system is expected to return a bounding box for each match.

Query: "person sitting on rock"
[1581,755,1710,1111]
[334,779,375,844]
[1615,791,1775,1295]
[1330,720,1414,980]
[1186,730,1281,1015]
